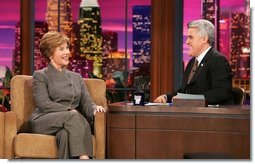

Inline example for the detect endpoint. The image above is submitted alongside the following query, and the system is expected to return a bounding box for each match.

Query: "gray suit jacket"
[30,63,96,123]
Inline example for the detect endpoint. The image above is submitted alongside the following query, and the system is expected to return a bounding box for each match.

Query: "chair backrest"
[10,75,34,132]
[232,87,246,105]
[10,75,107,132]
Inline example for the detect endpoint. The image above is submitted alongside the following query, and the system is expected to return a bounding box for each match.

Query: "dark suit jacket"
[167,48,234,105]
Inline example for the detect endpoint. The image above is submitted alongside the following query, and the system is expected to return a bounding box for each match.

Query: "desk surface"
[108,102,250,116]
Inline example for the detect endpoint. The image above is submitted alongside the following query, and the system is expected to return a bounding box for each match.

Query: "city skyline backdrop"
[0,0,248,69]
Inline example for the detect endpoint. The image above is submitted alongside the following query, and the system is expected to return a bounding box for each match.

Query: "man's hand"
[154,95,167,103]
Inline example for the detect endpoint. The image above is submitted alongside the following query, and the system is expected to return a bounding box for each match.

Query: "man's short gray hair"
[188,19,215,46]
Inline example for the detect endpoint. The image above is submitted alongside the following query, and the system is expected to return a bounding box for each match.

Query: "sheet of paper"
[175,92,205,99]
[125,102,172,106]
[145,102,172,106]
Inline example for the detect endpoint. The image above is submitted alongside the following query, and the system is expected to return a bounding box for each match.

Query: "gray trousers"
[29,110,93,159]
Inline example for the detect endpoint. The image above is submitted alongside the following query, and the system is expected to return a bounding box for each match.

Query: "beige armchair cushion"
[14,133,58,158]
[4,75,107,159]
[13,134,96,159]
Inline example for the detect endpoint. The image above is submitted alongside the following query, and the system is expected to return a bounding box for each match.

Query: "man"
[154,19,234,105]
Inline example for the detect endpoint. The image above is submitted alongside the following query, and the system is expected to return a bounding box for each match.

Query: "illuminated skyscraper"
[72,22,81,57]
[69,55,93,78]
[46,0,73,33]
[202,0,219,24]
[13,23,21,74]
[132,6,151,69]
[102,31,118,77]
[34,22,49,70]
[219,15,231,60]
[132,6,151,99]
[202,0,219,49]
[231,12,250,79]
[105,51,130,75]
[102,31,118,53]
[45,0,76,57]
[14,22,48,74]
[79,0,103,78]
[230,5,250,95]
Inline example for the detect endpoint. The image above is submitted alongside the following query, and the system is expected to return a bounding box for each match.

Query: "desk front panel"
[107,114,136,159]
[135,114,250,159]
[136,114,250,132]
[136,129,249,159]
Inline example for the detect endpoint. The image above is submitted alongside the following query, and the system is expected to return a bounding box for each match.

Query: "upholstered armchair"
[4,75,107,159]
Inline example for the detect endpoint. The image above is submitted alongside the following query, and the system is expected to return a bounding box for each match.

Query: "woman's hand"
[93,106,105,115]
[68,108,78,112]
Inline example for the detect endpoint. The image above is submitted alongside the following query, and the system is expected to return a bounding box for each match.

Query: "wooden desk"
[106,103,250,159]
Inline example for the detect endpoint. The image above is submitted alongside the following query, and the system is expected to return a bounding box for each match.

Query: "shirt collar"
[196,46,212,65]
[48,62,67,72]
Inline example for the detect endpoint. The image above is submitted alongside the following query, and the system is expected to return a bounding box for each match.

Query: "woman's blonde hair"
[39,31,70,61]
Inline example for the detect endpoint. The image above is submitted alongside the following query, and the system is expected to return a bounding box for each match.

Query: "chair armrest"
[94,112,106,159]
[0,112,4,158]
[4,111,18,159]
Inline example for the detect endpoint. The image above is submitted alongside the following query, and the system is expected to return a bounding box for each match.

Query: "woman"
[28,31,105,159]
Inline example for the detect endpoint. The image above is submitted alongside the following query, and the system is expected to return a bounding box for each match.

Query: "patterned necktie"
[187,59,198,84]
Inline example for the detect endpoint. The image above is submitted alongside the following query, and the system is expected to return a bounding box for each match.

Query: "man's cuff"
[163,94,167,102]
